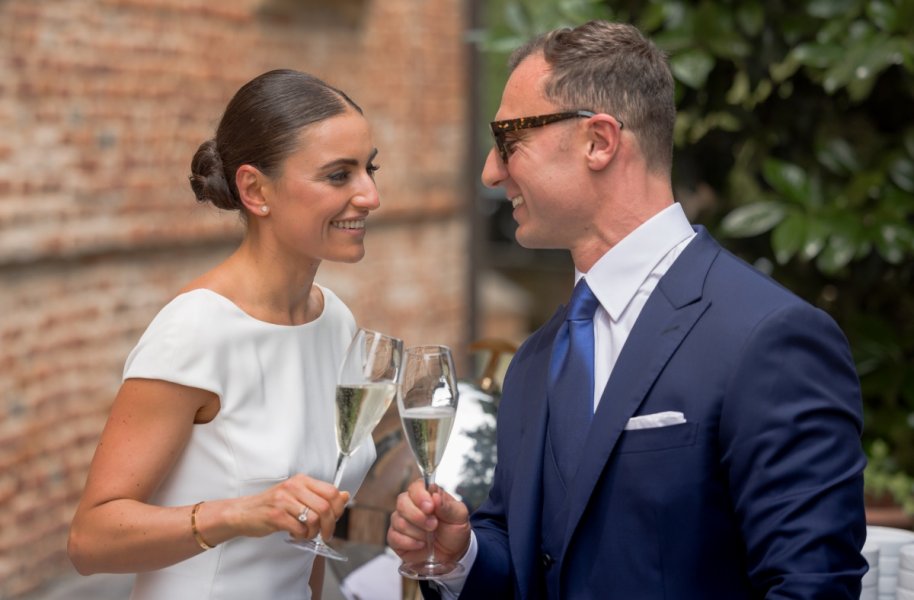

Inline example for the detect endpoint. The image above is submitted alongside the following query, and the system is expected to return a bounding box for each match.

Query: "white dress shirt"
[434,203,696,598]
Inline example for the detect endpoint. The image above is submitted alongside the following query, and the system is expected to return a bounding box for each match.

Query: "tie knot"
[567,279,600,322]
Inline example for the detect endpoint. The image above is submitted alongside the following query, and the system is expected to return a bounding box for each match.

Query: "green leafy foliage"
[481,0,914,495]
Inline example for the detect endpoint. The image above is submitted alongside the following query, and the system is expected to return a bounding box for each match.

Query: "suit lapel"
[506,307,565,598]
[560,228,721,553]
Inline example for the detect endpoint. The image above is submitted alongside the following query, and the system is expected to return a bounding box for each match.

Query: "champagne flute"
[288,327,402,561]
[397,345,464,579]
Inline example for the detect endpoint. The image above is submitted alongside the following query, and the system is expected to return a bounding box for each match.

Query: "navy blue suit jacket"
[458,228,867,599]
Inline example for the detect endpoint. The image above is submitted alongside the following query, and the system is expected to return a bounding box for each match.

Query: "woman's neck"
[187,238,323,326]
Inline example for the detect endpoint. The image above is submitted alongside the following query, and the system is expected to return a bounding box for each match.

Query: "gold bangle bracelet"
[191,501,215,550]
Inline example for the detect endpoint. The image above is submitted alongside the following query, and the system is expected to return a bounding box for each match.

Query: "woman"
[68,69,382,599]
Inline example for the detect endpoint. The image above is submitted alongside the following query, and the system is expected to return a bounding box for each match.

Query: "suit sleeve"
[719,302,868,599]
[459,483,514,598]
[451,341,542,600]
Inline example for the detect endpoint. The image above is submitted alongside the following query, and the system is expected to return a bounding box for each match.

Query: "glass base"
[398,560,464,580]
[285,537,348,562]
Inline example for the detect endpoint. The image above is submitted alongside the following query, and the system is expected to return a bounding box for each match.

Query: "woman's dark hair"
[189,69,363,211]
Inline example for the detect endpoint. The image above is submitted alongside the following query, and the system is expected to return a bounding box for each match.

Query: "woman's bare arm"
[68,378,349,574]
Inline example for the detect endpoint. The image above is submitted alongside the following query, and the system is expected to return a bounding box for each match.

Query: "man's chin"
[514,229,559,250]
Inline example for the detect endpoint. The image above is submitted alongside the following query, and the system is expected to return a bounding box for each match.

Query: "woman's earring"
[260,205,269,214]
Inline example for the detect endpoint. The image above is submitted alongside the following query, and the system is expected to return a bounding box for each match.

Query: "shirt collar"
[575,203,694,320]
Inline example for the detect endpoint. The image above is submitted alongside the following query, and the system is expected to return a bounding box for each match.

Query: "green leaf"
[846,169,887,207]
[751,79,773,105]
[720,202,787,238]
[874,223,910,264]
[638,2,666,32]
[816,232,857,272]
[652,4,696,53]
[846,37,908,101]
[822,44,864,93]
[816,138,860,175]
[686,111,742,144]
[881,186,914,215]
[697,5,752,60]
[736,2,764,37]
[847,19,876,42]
[770,57,801,83]
[485,35,528,53]
[661,1,689,29]
[791,42,844,69]
[557,0,610,23]
[807,0,860,19]
[898,0,914,34]
[801,218,830,260]
[889,157,914,192]
[726,70,750,105]
[776,80,795,100]
[855,239,873,260]
[819,27,887,95]
[905,129,914,160]
[504,2,532,35]
[670,49,716,89]
[652,28,695,54]
[867,0,898,32]
[772,212,807,264]
[762,158,809,204]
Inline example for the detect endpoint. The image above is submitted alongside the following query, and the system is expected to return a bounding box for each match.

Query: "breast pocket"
[615,422,699,454]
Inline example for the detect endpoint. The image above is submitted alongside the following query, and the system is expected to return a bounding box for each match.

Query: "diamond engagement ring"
[297,506,309,523]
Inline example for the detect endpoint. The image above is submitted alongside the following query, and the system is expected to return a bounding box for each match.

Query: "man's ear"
[585,115,623,171]
[236,164,271,216]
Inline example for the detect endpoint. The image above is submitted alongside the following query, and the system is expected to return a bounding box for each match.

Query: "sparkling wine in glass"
[397,345,464,580]
[287,327,402,561]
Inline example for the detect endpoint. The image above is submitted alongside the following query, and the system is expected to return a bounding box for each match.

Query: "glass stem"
[332,453,349,488]
[425,471,436,565]
[315,453,350,545]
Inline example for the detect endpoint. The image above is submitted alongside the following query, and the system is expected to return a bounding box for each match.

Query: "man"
[387,20,867,599]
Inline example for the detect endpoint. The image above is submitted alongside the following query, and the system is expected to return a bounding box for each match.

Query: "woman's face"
[263,109,380,264]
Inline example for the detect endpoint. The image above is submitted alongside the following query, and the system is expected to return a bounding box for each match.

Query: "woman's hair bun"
[188,139,239,211]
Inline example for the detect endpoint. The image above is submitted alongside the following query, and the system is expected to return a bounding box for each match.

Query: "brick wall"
[0,0,472,595]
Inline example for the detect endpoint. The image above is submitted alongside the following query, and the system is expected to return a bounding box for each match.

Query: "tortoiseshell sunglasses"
[490,110,622,163]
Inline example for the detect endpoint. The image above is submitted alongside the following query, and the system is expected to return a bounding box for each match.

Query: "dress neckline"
[180,287,330,330]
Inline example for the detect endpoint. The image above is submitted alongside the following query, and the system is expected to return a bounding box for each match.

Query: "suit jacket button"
[542,552,555,569]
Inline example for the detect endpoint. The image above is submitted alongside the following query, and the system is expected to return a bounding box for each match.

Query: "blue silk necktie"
[547,278,600,481]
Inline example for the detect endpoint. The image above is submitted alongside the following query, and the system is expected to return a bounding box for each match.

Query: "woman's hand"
[222,474,350,542]
[386,479,471,566]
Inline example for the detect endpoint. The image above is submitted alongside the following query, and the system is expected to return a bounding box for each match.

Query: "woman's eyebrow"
[320,148,379,171]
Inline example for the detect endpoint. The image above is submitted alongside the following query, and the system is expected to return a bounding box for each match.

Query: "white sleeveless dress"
[122,287,375,600]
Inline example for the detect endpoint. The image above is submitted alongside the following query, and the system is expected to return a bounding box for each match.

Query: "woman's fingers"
[285,475,350,540]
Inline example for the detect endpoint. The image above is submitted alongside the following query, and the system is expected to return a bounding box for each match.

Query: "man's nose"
[481,147,506,189]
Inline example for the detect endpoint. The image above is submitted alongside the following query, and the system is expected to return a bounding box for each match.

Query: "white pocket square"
[624,411,686,430]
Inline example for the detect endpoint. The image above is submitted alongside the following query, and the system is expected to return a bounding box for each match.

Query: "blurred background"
[1,0,912,597]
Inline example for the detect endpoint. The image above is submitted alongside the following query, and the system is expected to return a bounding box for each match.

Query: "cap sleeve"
[122,294,224,398]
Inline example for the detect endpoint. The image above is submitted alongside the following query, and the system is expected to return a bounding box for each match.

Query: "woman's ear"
[236,164,271,217]
[585,115,623,171]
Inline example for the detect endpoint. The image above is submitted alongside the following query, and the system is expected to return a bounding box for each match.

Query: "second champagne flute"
[287,327,402,561]
[397,345,464,579]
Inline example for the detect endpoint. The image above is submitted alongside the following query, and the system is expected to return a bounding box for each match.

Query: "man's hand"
[387,479,471,564]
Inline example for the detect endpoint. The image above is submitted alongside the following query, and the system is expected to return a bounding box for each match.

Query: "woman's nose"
[353,177,381,210]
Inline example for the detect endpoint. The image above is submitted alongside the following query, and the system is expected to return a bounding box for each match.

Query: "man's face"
[481,53,593,252]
